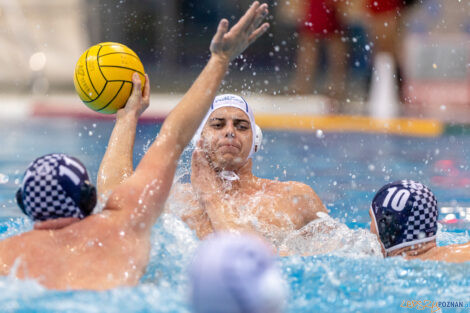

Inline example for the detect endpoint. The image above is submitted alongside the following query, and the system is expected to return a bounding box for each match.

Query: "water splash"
[0,174,9,184]
[280,212,382,257]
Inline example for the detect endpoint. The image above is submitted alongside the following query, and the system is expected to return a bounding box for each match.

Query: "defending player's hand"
[118,73,150,118]
[191,140,221,196]
[210,1,269,62]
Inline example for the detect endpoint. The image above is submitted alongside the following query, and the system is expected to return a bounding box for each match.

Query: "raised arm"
[97,74,150,197]
[105,2,270,232]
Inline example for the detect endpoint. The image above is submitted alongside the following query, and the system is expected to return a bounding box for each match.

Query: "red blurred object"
[366,0,404,13]
[440,218,459,224]
[301,0,341,36]
[431,159,470,188]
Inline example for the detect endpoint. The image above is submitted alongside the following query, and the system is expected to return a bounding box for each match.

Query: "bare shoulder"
[260,178,327,222]
[431,242,470,263]
[267,179,320,200]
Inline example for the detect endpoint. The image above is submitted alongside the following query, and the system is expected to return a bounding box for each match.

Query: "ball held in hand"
[73,42,146,114]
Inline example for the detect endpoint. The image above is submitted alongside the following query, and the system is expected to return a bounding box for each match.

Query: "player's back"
[0,210,150,290]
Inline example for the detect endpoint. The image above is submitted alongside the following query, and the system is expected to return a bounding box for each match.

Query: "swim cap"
[193,94,262,159]
[371,180,438,253]
[190,233,286,313]
[16,153,97,221]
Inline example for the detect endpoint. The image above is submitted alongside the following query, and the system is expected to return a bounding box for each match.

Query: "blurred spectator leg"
[325,34,347,102]
[290,32,318,94]
[367,5,405,102]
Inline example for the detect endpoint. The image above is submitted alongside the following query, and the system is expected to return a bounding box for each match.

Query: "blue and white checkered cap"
[371,180,438,252]
[19,153,93,221]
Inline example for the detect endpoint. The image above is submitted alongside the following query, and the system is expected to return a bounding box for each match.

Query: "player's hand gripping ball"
[73,42,146,114]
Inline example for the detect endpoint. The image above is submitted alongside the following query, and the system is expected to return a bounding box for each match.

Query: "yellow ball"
[73,42,146,114]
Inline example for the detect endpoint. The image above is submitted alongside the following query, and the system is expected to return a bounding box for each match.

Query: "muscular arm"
[104,2,270,234]
[97,77,149,197]
[287,182,328,226]
[199,193,259,234]
[172,184,215,239]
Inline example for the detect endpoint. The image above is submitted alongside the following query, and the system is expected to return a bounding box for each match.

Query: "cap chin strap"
[219,171,240,181]
[384,235,437,254]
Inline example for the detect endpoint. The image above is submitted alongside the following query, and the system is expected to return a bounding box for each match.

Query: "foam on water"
[0,215,195,313]
[282,254,470,313]
[436,223,470,246]
[0,212,469,313]
[279,212,383,257]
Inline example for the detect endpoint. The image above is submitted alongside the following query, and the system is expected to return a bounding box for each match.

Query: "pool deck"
[0,93,456,137]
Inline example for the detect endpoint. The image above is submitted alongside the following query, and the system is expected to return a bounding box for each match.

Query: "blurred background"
[0,0,468,120]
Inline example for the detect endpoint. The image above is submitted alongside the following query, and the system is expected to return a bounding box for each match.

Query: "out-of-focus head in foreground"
[190,233,286,313]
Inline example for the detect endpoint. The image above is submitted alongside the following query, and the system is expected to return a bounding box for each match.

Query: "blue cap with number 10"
[371,180,438,253]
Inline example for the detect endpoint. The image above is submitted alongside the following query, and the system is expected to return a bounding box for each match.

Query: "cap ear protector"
[15,181,97,219]
[16,188,26,215]
[79,180,97,217]
[254,124,263,153]
[377,212,403,249]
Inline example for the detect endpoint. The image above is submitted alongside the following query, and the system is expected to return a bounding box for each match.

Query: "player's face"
[201,107,253,171]
[369,208,386,256]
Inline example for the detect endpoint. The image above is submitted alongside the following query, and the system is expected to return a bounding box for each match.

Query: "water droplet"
[316,129,324,139]
[0,174,8,184]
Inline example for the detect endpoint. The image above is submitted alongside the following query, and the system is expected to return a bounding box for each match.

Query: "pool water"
[0,117,469,313]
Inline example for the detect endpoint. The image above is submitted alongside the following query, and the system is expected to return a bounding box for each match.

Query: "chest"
[229,190,305,229]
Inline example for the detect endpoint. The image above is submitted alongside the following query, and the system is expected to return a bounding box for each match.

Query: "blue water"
[0,117,469,313]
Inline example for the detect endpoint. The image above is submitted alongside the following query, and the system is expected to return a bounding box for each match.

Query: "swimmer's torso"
[174,178,326,247]
[0,211,150,290]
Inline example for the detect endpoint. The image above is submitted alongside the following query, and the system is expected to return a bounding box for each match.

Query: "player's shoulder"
[281,180,315,195]
[260,178,314,196]
[434,242,470,262]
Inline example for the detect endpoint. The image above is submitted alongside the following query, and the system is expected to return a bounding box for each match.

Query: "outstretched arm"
[105,2,270,233]
[97,74,150,197]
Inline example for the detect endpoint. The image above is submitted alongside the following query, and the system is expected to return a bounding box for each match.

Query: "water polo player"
[190,233,286,313]
[0,2,270,289]
[175,94,327,246]
[370,180,470,262]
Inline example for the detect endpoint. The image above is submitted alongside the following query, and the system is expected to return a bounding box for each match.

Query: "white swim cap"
[193,94,262,159]
[190,233,286,313]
